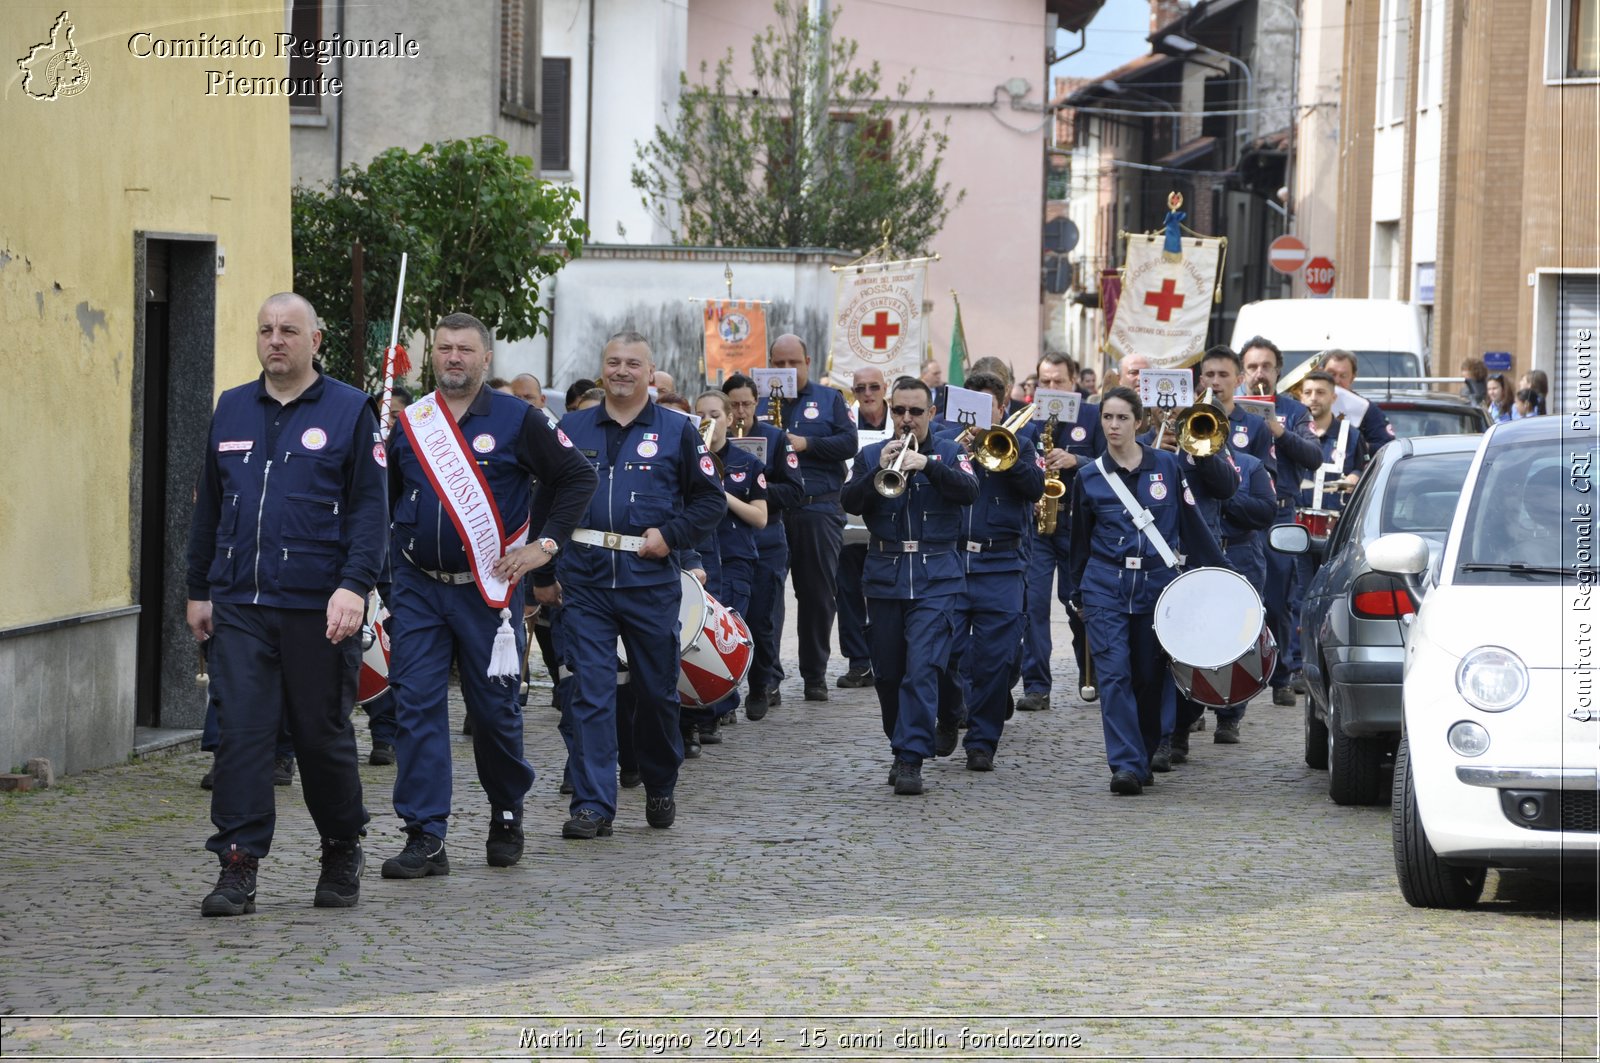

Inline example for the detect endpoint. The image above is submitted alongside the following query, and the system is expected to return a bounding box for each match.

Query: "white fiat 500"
[1369,416,1598,908]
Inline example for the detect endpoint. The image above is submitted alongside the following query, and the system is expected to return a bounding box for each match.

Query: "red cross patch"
[556,428,574,449]
[787,452,799,469]
[700,455,717,478]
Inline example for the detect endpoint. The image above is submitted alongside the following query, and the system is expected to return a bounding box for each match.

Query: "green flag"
[948,294,968,387]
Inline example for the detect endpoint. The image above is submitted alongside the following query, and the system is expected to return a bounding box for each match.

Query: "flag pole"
[379,252,408,441]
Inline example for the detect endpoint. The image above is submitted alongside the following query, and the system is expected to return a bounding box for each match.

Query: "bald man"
[511,373,545,409]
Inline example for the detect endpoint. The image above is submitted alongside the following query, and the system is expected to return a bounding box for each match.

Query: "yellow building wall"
[0,1,292,629]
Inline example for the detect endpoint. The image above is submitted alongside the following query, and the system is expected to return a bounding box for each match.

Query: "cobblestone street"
[1,589,1595,1061]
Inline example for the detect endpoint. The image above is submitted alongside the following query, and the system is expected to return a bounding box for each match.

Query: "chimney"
[1150,0,1186,34]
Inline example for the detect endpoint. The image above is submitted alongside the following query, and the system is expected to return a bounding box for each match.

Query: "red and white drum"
[1153,566,1278,708]
[676,571,753,706]
[357,596,391,705]
[1295,507,1339,543]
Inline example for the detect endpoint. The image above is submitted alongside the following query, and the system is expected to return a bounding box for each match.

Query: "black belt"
[1219,533,1257,551]
[960,536,1021,554]
[802,491,840,506]
[402,551,475,586]
[870,537,956,555]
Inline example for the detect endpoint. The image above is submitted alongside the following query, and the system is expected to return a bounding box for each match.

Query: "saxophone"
[1036,415,1066,535]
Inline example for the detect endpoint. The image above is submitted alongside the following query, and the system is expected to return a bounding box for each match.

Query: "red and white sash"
[398,391,530,609]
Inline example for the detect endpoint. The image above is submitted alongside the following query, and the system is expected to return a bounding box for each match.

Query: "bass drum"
[1153,566,1278,709]
[676,571,754,706]
[357,595,392,705]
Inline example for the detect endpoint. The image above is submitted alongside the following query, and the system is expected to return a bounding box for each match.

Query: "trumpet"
[1036,415,1065,535]
[967,404,1037,473]
[873,432,920,497]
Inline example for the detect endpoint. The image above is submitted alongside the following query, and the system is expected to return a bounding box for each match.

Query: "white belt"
[571,528,646,552]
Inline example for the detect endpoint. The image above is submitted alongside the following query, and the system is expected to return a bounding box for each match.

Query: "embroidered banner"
[829,259,927,391]
[1106,233,1223,370]
[703,300,768,385]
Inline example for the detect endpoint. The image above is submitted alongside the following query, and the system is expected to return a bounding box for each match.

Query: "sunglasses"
[853,382,883,392]
[890,405,928,417]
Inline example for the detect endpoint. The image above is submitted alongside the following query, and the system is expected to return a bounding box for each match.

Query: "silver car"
[1271,435,1480,805]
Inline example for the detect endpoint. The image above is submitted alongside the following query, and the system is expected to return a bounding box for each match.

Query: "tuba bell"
[873,432,919,497]
[969,404,1038,473]
[1174,388,1229,458]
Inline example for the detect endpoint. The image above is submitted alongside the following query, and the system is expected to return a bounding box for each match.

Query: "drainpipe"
[333,0,345,190]
[583,0,596,226]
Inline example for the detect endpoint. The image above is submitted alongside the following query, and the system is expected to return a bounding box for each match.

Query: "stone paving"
[1,585,1596,1061]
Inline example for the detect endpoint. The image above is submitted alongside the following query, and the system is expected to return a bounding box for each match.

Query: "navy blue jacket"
[1299,416,1369,512]
[1224,405,1277,485]
[187,373,387,610]
[1025,402,1104,542]
[736,420,801,552]
[536,399,726,589]
[1266,393,1322,507]
[1354,399,1395,462]
[389,386,596,574]
[957,435,1045,576]
[760,381,856,509]
[713,441,768,563]
[1067,446,1227,614]
[840,430,980,599]
[1219,450,1279,540]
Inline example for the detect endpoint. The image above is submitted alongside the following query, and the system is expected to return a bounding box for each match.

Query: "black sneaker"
[273,757,295,786]
[1170,730,1190,764]
[645,794,677,829]
[1016,692,1050,712]
[966,749,994,772]
[701,718,724,745]
[683,727,702,758]
[562,809,614,839]
[887,760,901,787]
[745,689,770,721]
[803,683,829,702]
[768,688,783,707]
[1109,770,1143,796]
[836,667,874,688]
[619,768,642,788]
[314,837,364,908]
[1150,740,1173,773]
[1271,685,1296,706]
[368,742,396,767]
[380,831,449,879]
[486,821,524,868]
[201,847,258,917]
[935,719,960,757]
[200,754,216,791]
[1214,719,1241,744]
[893,760,924,796]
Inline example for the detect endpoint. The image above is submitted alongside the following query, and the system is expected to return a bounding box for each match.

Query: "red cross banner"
[1106,232,1223,370]
[828,259,927,390]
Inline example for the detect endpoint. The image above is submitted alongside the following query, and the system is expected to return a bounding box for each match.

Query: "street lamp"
[1152,32,1256,147]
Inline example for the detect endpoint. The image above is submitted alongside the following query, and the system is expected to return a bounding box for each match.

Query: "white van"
[1228,298,1430,380]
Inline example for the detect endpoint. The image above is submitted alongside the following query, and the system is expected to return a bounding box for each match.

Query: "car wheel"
[1327,685,1389,806]
[1392,736,1486,909]
[1304,701,1329,770]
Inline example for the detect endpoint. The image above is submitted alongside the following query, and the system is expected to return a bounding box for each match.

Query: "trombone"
[873,432,919,497]
[965,404,1037,473]
[699,416,725,477]
[1172,388,1229,458]
[1277,353,1324,401]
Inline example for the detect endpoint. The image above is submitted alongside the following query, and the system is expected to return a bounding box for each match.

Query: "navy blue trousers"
[1266,507,1305,687]
[786,508,845,684]
[561,580,683,819]
[954,575,1026,755]
[1082,604,1172,778]
[1021,531,1085,695]
[868,594,959,765]
[835,542,872,671]
[206,604,367,858]
[745,538,789,695]
[387,564,535,838]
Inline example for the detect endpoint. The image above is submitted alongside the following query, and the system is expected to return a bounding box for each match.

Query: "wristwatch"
[534,536,560,557]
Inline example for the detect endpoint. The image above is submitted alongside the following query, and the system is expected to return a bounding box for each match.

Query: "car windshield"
[1282,350,1422,378]
[1455,439,1594,583]
[1381,451,1474,533]
[1381,406,1486,439]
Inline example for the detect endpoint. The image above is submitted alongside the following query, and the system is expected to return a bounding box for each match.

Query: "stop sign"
[1304,256,1336,295]
[1268,234,1308,274]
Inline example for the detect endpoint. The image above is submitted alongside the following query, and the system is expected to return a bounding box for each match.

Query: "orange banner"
[703,300,768,385]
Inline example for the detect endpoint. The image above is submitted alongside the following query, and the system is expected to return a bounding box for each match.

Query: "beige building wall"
[1,1,292,772]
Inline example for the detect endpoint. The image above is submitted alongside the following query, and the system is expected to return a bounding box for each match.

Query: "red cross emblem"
[1143,278,1186,322]
[859,310,901,350]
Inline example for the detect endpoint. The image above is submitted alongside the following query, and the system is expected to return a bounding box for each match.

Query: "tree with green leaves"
[631,1,961,257]
[292,136,587,387]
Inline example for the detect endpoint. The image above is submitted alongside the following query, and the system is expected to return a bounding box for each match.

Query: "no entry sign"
[1268,235,1308,274]
[1304,256,1336,295]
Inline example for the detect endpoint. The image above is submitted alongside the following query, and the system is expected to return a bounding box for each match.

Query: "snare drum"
[357,594,392,705]
[676,572,754,706]
[1295,507,1339,543]
[1153,566,1279,708]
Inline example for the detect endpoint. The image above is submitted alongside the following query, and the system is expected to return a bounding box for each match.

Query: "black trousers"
[207,603,368,859]
[785,507,845,684]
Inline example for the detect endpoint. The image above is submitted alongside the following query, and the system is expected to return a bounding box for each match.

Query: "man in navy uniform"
[1018,352,1102,712]
[381,313,596,877]
[186,292,387,916]
[722,373,803,720]
[767,334,857,701]
[1240,337,1324,706]
[1321,350,1396,463]
[533,331,725,838]
[941,371,1044,770]
[841,379,980,795]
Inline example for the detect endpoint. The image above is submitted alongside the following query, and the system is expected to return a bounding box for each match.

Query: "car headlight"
[1448,720,1491,757]
[1455,646,1528,712]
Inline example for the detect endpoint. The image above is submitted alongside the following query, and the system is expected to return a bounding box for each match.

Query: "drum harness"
[1093,455,1179,571]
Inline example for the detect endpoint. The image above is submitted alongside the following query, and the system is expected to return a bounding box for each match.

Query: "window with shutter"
[541,58,571,172]
[289,0,321,113]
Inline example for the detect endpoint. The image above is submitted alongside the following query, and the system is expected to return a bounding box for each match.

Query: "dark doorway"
[133,234,216,729]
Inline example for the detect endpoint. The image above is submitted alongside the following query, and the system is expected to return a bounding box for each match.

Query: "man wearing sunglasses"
[836,368,889,689]
[840,380,980,795]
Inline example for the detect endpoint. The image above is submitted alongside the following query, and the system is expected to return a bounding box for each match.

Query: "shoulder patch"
[556,428,574,448]
[700,455,717,478]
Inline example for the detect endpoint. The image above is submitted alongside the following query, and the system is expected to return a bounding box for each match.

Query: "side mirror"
[1267,523,1311,555]
[1367,532,1431,577]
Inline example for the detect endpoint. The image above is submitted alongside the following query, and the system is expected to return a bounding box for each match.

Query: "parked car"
[1369,416,1598,908]
[1375,390,1489,439]
[1271,435,1480,805]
